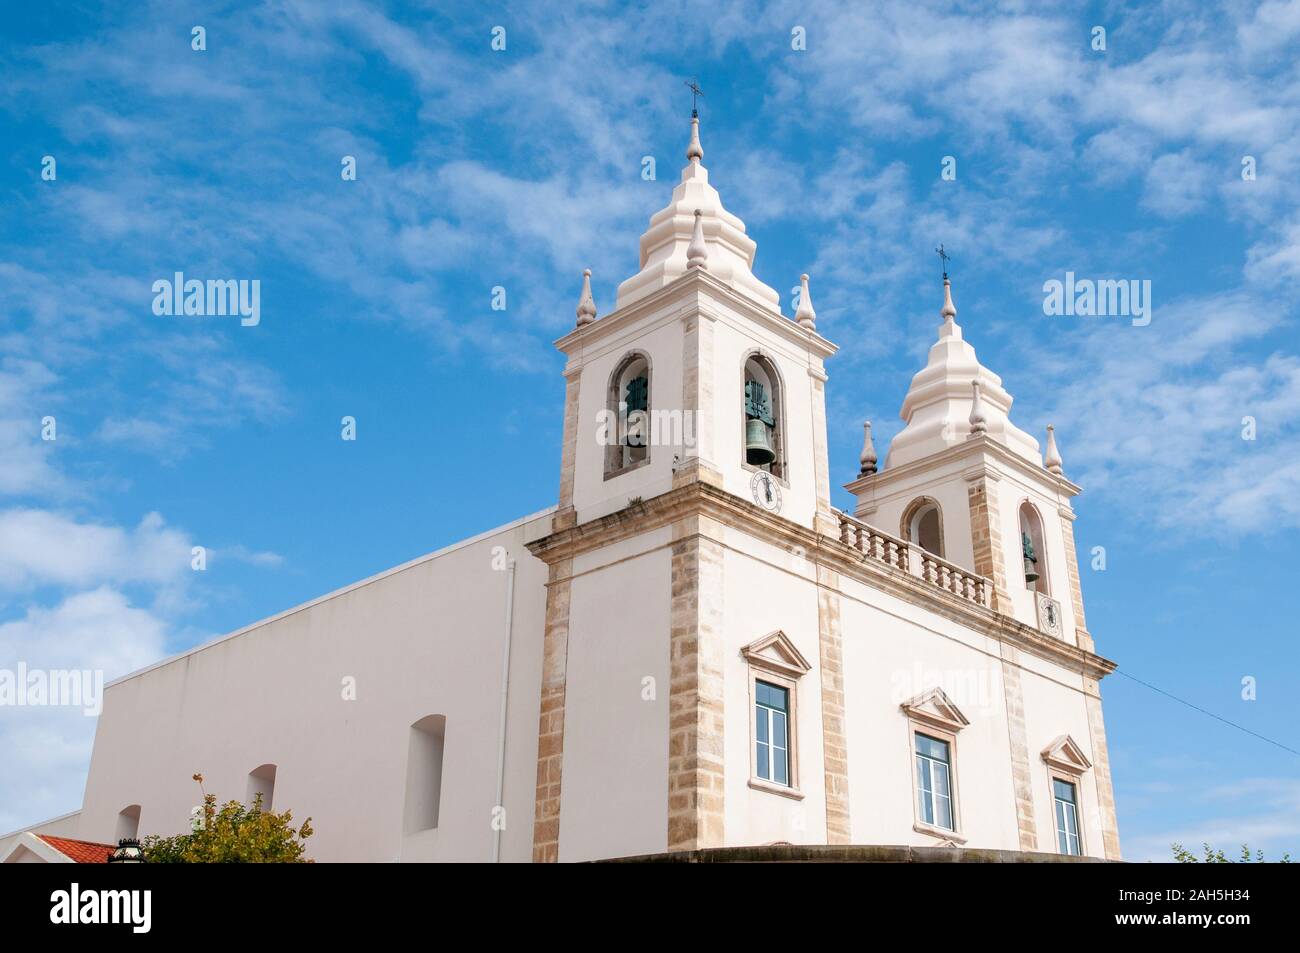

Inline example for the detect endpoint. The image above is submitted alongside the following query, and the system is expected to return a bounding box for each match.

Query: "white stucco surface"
[76,509,555,862]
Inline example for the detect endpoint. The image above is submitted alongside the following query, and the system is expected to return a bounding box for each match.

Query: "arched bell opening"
[1018,501,1050,593]
[743,353,785,480]
[901,498,945,559]
[605,352,652,475]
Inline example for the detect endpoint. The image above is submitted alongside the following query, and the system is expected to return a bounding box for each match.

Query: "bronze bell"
[1022,532,1040,583]
[745,418,776,465]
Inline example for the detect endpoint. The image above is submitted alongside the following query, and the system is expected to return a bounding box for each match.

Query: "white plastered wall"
[837,570,1097,853]
[1018,658,1105,857]
[718,533,827,846]
[558,529,672,862]
[76,510,554,863]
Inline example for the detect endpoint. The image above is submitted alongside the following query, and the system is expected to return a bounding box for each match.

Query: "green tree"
[1172,842,1290,863]
[142,773,313,863]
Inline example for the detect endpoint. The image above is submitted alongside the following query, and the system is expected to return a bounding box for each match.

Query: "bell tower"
[842,272,1119,859]
[526,112,841,862]
[547,112,838,537]
[844,274,1092,647]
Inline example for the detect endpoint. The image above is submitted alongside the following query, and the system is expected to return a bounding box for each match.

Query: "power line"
[1115,669,1300,758]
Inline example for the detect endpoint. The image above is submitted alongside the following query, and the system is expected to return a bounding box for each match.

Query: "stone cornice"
[526,481,1116,681]
[844,434,1082,502]
[598,844,1118,863]
[553,268,838,362]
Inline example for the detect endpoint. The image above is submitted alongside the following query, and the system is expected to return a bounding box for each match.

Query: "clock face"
[750,469,782,513]
[1035,592,1062,637]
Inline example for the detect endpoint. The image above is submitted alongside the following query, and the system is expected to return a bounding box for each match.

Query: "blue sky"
[2,1,1298,860]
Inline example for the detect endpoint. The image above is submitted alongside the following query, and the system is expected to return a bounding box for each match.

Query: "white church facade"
[5,116,1120,863]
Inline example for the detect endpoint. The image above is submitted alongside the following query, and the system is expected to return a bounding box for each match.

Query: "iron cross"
[935,244,951,279]
[685,78,704,117]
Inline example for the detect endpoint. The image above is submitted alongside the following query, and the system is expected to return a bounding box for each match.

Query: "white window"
[741,630,810,799]
[1041,734,1092,856]
[754,681,789,786]
[900,687,968,841]
[914,733,954,831]
[1053,778,1081,855]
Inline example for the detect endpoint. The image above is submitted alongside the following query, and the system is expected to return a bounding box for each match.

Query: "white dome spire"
[883,270,1040,468]
[613,112,780,312]
[575,268,597,326]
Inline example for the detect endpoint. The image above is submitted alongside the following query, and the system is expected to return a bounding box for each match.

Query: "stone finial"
[968,379,987,435]
[686,114,703,162]
[1044,424,1064,475]
[795,273,817,330]
[575,268,597,326]
[938,275,960,340]
[686,209,708,269]
[859,420,878,475]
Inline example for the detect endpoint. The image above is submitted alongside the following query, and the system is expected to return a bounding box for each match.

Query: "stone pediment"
[899,687,970,733]
[1041,735,1092,774]
[741,630,811,678]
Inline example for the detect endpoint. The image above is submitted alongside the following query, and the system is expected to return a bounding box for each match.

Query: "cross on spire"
[685,78,704,118]
[935,244,951,280]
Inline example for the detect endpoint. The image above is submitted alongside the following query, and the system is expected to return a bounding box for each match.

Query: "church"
[4,114,1120,864]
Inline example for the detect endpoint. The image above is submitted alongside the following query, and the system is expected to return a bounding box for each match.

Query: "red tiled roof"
[38,834,114,863]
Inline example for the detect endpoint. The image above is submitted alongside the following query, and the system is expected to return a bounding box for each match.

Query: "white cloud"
[1,585,167,675]
[213,544,284,568]
[1246,218,1300,287]
[1081,128,1155,186]
[1123,776,1300,862]
[0,509,191,591]
[0,358,66,499]
[0,420,64,499]
[1141,150,1213,218]
[0,587,169,833]
[1024,292,1300,533]
[95,416,179,451]
[1236,0,1300,59]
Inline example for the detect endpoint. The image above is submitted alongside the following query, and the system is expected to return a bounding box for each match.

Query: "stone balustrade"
[835,510,992,609]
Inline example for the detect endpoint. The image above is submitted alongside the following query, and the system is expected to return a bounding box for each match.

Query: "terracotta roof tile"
[38,834,114,863]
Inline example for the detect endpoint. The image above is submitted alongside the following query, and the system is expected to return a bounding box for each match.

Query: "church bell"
[745,418,776,466]
[1021,532,1040,584]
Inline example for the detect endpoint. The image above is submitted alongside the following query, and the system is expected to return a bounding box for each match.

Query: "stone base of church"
[598,844,1117,863]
